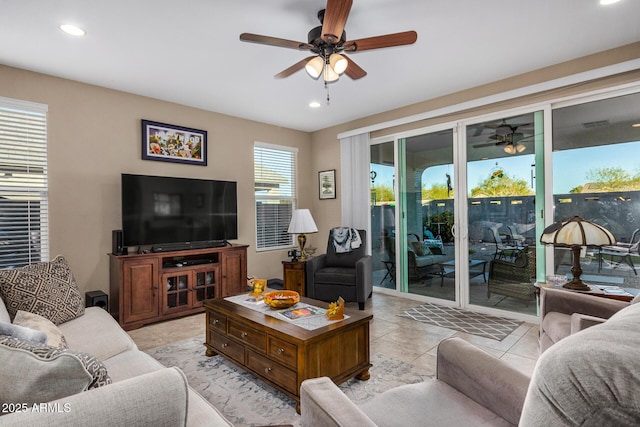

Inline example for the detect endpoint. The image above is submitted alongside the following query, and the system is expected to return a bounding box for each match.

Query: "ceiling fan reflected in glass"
[239,0,418,84]
[473,119,534,155]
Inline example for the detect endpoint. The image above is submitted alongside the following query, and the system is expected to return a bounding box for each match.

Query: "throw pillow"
[0,320,47,344]
[0,336,111,396]
[0,255,85,325]
[411,241,425,256]
[411,242,432,256]
[13,310,68,348]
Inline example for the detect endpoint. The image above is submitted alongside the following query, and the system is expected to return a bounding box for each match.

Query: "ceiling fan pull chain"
[325,82,330,106]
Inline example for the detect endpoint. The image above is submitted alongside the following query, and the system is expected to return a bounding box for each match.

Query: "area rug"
[146,335,430,427]
[399,303,523,341]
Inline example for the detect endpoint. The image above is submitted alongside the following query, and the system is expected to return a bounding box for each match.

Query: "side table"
[282,259,306,296]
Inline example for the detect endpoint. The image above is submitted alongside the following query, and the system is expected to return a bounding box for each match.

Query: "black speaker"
[85,291,109,311]
[112,229,124,255]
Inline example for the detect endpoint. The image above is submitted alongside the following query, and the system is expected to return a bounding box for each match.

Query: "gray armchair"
[539,286,629,353]
[302,300,640,426]
[301,337,529,426]
[306,229,372,310]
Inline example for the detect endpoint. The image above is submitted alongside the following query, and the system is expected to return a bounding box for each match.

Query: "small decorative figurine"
[325,296,345,320]
[249,278,266,299]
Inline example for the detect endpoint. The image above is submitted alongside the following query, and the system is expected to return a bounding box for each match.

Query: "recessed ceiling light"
[632,123,640,128]
[309,101,321,108]
[59,24,86,36]
[600,0,621,5]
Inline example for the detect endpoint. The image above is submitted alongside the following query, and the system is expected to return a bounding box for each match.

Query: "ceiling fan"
[239,0,417,83]
[473,120,534,154]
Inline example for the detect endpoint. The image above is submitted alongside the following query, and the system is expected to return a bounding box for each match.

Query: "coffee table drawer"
[228,319,266,350]
[210,330,244,364]
[247,350,297,394]
[209,312,227,333]
[268,337,297,367]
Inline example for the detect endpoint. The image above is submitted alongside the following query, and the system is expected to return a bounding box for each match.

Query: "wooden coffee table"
[204,295,372,412]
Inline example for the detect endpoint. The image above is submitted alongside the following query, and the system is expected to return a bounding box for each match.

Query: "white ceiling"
[1,0,639,132]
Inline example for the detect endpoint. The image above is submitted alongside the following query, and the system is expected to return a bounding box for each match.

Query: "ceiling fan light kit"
[329,53,348,74]
[239,0,417,86]
[305,56,324,78]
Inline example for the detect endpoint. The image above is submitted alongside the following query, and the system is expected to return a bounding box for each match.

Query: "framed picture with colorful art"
[141,119,207,166]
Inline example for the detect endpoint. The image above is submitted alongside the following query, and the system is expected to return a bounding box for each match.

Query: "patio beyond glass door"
[371,141,398,290]
[404,130,457,302]
[465,112,541,316]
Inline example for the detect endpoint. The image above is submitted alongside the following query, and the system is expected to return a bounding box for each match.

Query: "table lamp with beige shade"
[540,215,615,291]
[287,209,318,260]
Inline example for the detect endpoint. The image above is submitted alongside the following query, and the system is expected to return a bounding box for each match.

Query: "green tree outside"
[422,183,453,200]
[470,170,534,197]
[576,166,640,192]
[371,184,395,202]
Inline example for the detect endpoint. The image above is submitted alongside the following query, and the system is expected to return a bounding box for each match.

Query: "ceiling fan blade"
[473,142,501,148]
[343,30,417,52]
[274,56,316,79]
[343,56,367,80]
[240,33,311,50]
[322,0,353,43]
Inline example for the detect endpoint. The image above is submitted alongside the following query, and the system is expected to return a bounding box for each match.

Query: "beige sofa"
[301,298,640,425]
[0,297,232,426]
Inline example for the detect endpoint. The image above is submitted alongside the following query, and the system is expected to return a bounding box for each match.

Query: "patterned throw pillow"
[0,255,85,325]
[0,335,111,390]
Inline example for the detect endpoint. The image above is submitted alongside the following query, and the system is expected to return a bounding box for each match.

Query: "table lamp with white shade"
[287,209,318,260]
[540,215,615,291]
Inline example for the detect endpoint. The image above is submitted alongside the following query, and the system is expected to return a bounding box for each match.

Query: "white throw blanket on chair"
[331,227,362,253]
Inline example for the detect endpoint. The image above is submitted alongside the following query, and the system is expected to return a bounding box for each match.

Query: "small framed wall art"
[141,119,207,166]
[318,169,336,200]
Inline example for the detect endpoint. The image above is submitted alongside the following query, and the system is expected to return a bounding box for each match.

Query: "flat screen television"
[121,174,238,249]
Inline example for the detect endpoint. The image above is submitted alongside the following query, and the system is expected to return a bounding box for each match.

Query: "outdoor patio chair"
[487,245,536,304]
[598,228,640,276]
[489,226,523,260]
[507,225,526,245]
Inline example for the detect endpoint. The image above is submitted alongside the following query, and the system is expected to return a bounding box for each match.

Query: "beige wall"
[1,42,639,297]
[308,42,640,243]
[0,65,312,296]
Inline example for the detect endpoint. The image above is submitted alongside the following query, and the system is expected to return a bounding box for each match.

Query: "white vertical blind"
[0,97,49,268]
[254,142,297,250]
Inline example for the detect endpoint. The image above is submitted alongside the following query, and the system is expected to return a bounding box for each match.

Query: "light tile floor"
[128,292,540,378]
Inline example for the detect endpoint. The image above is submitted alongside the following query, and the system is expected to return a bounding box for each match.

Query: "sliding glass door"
[404,129,457,302]
[370,129,458,303]
[551,92,640,282]
[465,112,543,316]
[366,88,640,319]
[371,141,398,290]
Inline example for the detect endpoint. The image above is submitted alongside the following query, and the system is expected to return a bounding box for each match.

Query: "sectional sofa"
[0,256,232,426]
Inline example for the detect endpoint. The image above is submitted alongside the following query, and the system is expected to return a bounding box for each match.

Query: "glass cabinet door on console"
[162,272,192,314]
[162,264,220,314]
[193,265,219,306]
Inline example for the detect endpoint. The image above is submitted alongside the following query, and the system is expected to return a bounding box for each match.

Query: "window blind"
[254,143,297,250]
[0,98,49,268]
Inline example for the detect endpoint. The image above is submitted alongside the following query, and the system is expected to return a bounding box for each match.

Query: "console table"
[204,295,372,413]
[109,244,247,330]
